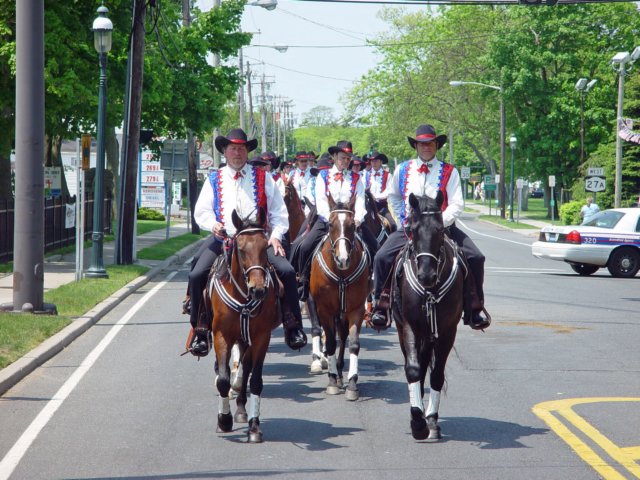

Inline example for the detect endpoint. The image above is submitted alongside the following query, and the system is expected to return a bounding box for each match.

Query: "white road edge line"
[0,270,178,480]
[458,218,534,247]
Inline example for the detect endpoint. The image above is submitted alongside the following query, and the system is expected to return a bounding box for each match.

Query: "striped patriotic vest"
[320,169,360,199]
[397,160,454,225]
[208,166,268,225]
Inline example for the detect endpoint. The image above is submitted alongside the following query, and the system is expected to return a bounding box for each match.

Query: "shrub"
[138,207,165,221]
[560,201,582,225]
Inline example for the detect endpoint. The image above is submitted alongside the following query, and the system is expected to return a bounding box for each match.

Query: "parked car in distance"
[530,188,544,198]
[531,208,640,277]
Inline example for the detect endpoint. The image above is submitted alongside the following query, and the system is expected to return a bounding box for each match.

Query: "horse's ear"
[435,190,444,210]
[232,209,243,231]
[348,193,356,211]
[328,192,336,211]
[256,206,267,228]
[409,193,419,211]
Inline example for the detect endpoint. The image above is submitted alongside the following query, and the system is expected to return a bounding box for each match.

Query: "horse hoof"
[336,377,344,389]
[410,407,428,440]
[234,411,248,424]
[310,358,324,374]
[345,388,359,401]
[326,385,341,395]
[320,355,329,369]
[427,425,442,441]
[248,418,263,443]
[216,412,233,433]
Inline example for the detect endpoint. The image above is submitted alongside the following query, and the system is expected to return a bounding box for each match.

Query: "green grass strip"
[478,215,538,229]
[137,232,206,261]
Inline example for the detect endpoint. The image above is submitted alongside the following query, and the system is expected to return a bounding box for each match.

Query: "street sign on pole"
[460,166,471,180]
[587,167,604,176]
[81,134,91,171]
[548,175,556,187]
[585,176,606,192]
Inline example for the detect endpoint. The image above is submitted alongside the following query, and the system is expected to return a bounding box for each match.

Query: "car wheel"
[570,263,599,276]
[606,247,640,278]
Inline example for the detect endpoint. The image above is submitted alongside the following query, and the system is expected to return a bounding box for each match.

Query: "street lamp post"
[86,5,113,279]
[450,80,506,219]
[612,47,640,208]
[575,78,597,164]
[509,134,517,222]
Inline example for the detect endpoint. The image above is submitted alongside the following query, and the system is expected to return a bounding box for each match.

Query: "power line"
[277,7,367,41]
[244,55,357,82]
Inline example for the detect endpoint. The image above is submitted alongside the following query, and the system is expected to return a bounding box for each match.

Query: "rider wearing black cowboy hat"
[369,124,491,331]
[186,128,307,355]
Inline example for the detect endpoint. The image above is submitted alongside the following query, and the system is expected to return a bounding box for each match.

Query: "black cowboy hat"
[348,155,365,170]
[294,151,310,161]
[249,154,268,167]
[306,151,319,160]
[279,159,294,171]
[310,155,333,176]
[328,140,354,156]
[214,128,258,154]
[407,124,447,150]
[261,151,281,170]
[368,151,389,164]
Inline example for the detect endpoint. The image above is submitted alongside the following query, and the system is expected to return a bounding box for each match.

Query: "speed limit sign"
[585,176,606,192]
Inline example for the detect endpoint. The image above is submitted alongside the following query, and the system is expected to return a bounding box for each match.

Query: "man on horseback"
[187,128,307,356]
[289,151,313,208]
[290,140,378,302]
[369,124,491,331]
[363,151,396,231]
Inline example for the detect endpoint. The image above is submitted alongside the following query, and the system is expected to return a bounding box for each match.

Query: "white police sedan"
[531,208,640,277]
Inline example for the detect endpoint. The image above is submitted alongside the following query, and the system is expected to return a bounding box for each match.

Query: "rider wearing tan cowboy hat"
[369,124,491,330]
[186,128,307,355]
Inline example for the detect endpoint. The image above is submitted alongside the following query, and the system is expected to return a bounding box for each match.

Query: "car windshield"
[582,210,625,229]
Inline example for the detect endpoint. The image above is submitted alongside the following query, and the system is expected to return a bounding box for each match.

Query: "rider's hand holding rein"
[212,221,227,240]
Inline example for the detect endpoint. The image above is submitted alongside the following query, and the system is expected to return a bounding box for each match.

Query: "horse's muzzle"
[249,286,267,301]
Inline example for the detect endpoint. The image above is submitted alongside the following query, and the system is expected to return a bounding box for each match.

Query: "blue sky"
[197,0,426,122]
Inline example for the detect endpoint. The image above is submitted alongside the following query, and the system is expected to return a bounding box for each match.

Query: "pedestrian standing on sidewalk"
[580,196,600,224]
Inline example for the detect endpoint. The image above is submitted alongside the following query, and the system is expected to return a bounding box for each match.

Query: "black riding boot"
[282,308,307,350]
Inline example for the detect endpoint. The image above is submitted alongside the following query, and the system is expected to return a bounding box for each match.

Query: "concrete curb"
[0,238,205,396]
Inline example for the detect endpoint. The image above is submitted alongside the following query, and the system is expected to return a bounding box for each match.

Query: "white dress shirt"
[387,157,463,228]
[194,164,289,241]
[314,165,366,224]
[290,167,310,203]
[367,167,390,201]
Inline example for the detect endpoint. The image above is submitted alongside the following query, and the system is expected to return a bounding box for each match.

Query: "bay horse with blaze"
[308,193,370,400]
[207,208,279,443]
[391,192,466,440]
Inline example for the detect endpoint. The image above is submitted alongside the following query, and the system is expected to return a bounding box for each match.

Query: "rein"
[210,227,271,346]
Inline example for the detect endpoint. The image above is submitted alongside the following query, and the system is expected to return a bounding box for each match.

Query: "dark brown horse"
[364,189,392,248]
[391,192,465,440]
[208,208,278,443]
[283,178,306,241]
[308,194,370,400]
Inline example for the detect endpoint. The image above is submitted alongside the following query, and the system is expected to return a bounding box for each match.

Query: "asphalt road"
[1,213,639,480]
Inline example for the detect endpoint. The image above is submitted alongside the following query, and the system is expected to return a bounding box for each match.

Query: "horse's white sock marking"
[347,353,358,380]
[408,382,424,412]
[312,335,322,357]
[231,344,240,365]
[219,395,230,415]
[426,389,441,417]
[328,355,338,375]
[248,394,261,419]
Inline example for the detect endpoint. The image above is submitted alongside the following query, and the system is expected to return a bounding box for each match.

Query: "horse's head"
[231,207,270,301]
[327,193,357,270]
[284,180,302,211]
[408,191,445,288]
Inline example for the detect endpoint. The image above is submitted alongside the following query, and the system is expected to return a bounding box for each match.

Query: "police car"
[531,208,640,277]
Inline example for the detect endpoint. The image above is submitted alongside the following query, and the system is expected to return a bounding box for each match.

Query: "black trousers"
[289,219,328,275]
[189,235,301,328]
[372,223,485,304]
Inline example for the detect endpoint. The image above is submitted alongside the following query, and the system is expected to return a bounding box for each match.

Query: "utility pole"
[183,0,199,234]
[246,61,254,139]
[115,0,146,264]
[260,74,268,152]
[212,0,221,168]
[238,49,246,131]
[6,0,52,313]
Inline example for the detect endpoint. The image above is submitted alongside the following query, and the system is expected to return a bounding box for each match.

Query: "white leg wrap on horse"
[408,382,424,412]
[219,395,231,415]
[328,355,338,375]
[426,389,441,417]
[231,344,240,364]
[312,335,322,357]
[248,394,261,419]
[347,353,358,380]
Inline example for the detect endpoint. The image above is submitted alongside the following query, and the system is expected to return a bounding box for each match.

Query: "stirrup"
[470,307,491,331]
[181,327,211,358]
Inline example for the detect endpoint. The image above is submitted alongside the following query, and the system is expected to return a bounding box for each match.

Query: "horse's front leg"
[400,309,430,441]
[246,338,269,444]
[213,331,233,433]
[344,309,363,401]
[335,314,348,389]
[323,320,341,395]
[424,334,456,441]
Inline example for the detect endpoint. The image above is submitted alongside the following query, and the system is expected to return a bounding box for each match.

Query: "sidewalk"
[0,220,205,395]
[463,199,553,237]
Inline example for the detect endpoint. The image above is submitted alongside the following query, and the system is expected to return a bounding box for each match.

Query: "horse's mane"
[364,189,379,216]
